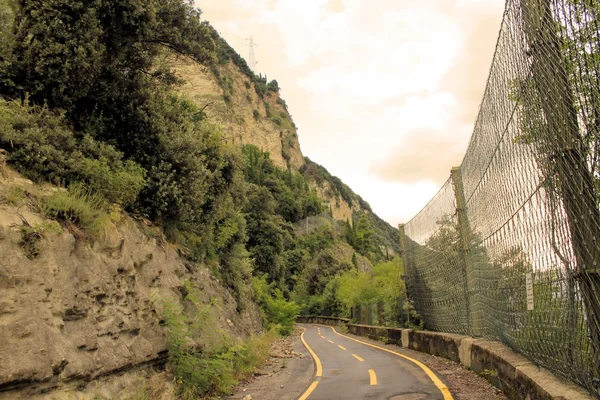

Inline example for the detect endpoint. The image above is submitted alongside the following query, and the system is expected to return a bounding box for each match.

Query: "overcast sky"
[198,0,506,226]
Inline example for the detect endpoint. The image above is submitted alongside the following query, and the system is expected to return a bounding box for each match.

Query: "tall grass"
[42,184,113,239]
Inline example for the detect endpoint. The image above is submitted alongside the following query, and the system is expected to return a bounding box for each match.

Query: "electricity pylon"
[245,35,257,72]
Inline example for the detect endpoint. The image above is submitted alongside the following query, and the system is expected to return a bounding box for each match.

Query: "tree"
[344,214,375,257]
[3,0,216,105]
[355,214,375,256]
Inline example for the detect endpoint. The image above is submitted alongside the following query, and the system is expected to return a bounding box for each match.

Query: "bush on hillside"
[164,282,277,397]
[0,100,146,206]
[252,275,300,335]
[300,157,354,206]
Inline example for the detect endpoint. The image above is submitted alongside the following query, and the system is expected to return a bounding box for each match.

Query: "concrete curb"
[296,316,594,400]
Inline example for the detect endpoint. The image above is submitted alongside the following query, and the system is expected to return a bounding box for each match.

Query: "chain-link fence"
[401,0,600,396]
[350,298,418,328]
[295,211,341,235]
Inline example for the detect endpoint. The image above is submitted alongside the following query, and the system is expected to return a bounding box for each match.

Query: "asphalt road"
[298,324,453,400]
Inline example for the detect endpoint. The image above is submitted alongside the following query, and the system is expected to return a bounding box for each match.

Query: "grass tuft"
[41,184,113,239]
[2,185,25,205]
[19,221,62,259]
[164,282,278,398]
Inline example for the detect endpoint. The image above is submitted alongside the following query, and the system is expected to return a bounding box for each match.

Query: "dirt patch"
[228,327,313,400]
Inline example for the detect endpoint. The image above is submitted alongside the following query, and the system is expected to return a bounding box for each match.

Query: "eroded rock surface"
[0,171,261,398]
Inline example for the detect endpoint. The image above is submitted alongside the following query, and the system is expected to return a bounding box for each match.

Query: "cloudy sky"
[198,0,506,226]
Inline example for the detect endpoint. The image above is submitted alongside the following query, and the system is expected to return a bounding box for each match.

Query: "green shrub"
[276,97,288,111]
[0,100,145,206]
[244,81,251,90]
[230,330,275,375]
[164,282,277,398]
[69,136,146,205]
[253,109,260,120]
[264,291,300,335]
[252,275,300,335]
[2,185,25,205]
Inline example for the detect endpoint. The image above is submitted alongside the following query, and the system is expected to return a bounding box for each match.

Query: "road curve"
[298,324,453,400]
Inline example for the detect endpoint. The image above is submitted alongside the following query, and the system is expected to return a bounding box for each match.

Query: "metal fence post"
[398,224,411,329]
[450,167,475,336]
[398,223,413,299]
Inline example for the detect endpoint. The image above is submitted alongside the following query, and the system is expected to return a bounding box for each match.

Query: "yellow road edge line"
[327,340,334,344]
[351,354,364,362]
[297,381,318,400]
[298,327,323,400]
[300,327,323,377]
[368,369,377,386]
[338,345,346,350]
[329,326,454,400]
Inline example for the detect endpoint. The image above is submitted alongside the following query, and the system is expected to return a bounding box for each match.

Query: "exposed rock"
[169,55,305,170]
[63,307,87,322]
[0,189,262,399]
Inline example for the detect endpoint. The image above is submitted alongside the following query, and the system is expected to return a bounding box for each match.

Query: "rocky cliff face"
[0,165,261,399]
[169,55,304,170]
[169,55,369,225]
[310,182,360,223]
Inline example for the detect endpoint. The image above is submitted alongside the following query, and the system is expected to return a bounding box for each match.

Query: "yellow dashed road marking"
[329,326,453,400]
[369,369,377,385]
[338,345,346,350]
[352,354,364,362]
[327,340,334,344]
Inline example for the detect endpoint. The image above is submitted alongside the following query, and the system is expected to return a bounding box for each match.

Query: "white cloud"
[198,0,505,225]
[340,171,441,225]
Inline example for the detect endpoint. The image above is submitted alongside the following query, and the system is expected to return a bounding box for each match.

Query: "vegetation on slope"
[164,281,279,398]
[0,0,405,396]
[207,23,280,99]
[302,157,401,256]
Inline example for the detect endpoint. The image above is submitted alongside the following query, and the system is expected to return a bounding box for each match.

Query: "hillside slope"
[169,55,304,170]
[168,39,400,256]
[0,2,400,397]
